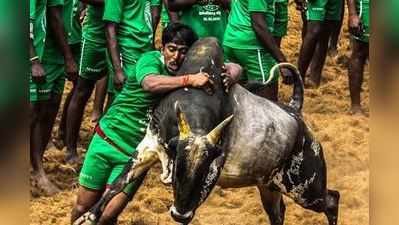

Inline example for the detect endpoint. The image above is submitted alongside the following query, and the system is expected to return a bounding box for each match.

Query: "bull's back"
[218,85,299,187]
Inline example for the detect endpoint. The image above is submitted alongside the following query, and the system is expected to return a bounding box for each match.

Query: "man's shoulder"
[138,50,162,62]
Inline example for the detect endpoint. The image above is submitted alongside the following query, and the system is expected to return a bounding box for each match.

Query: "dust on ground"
[30,5,369,225]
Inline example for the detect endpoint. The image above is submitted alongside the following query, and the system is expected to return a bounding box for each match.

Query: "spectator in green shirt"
[30,0,79,195]
[223,0,293,101]
[347,0,369,115]
[296,0,344,87]
[168,0,230,44]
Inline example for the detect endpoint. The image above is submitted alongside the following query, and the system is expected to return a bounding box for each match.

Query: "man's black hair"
[162,23,198,47]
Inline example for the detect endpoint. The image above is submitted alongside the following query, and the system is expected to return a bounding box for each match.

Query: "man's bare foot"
[91,110,102,124]
[34,173,60,196]
[328,47,339,59]
[52,134,65,150]
[66,149,80,165]
[304,79,320,89]
[349,105,365,116]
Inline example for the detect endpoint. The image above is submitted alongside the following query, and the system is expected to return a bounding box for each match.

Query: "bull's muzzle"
[170,205,194,224]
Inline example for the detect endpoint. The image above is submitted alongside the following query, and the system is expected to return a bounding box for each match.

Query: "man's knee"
[306,22,323,39]
[75,78,95,100]
[352,41,369,62]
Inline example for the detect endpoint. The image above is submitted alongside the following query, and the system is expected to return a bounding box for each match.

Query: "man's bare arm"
[79,0,104,6]
[142,72,210,93]
[151,4,161,45]
[250,12,286,62]
[105,22,125,90]
[48,5,78,81]
[163,0,179,22]
[30,39,46,84]
[346,0,361,36]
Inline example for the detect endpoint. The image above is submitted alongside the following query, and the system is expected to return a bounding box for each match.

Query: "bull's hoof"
[73,211,97,225]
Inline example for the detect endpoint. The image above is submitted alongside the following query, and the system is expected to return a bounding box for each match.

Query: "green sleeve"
[103,0,123,23]
[47,0,64,7]
[151,0,161,6]
[136,53,164,85]
[30,0,36,20]
[248,0,268,12]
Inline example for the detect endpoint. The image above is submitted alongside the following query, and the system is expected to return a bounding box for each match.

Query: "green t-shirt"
[100,51,171,153]
[64,0,81,44]
[161,3,170,24]
[82,5,106,44]
[30,0,47,59]
[179,3,228,43]
[223,0,275,50]
[103,0,153,62]
[151,0,170,24]
[41,0,65,64]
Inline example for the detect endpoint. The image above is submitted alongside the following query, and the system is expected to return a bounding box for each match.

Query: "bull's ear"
[207,114,234,145]
[175,102,192,140]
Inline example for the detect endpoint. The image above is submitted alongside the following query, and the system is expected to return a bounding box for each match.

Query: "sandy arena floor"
[30,4,369,225]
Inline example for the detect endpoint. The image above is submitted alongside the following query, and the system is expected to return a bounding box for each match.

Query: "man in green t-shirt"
[296,0,344,87]
[52,0,84,156]
[168,0,229,44]
[223,0,293,101]
[62,0,109,164]
[103,0,154,99]
[71,23,212,225]
[30,0,79,195]
[347,0,369,115]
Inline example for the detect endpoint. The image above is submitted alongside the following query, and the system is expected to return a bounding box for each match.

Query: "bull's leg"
[73,150,159,225]
[257,184,285,225]
[268,136,340,225]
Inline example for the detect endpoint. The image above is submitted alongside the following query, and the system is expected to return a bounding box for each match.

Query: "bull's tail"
[269,63,304,113]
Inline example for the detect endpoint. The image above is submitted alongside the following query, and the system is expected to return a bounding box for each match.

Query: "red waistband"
[94,124,131,157]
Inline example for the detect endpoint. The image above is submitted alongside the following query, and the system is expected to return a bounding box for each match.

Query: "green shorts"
[79,38,108,81]
[353,0,369,43]
[273,0,289,37]
[79,134,145,197]
[223,46,279,83]
[29,43,81,102]
[306,0,343,21]
[29,63,65,102]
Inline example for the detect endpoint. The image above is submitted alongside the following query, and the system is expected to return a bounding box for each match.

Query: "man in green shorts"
[297,0,344,87]
[52,0,83,153]
[64,0,109,164]
[273,0,289,47]
[103,0,154,100]
[70,23,213,225]
[30,0,78,195]
[223,0,293,101]
[347,0,369,115]
[168,0,229,44]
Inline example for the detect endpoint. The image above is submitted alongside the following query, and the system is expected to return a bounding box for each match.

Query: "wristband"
[182,75,190,87]
[30,56,39,62]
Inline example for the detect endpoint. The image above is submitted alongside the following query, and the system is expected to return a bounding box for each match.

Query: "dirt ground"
[30,4,369,225]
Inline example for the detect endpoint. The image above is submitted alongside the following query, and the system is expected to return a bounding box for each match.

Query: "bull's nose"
[170,205,193,224]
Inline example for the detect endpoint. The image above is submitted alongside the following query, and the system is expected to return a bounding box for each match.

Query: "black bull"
[73,38,340,225]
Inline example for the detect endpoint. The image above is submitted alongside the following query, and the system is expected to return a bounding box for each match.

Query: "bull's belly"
[216,152,277,188]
